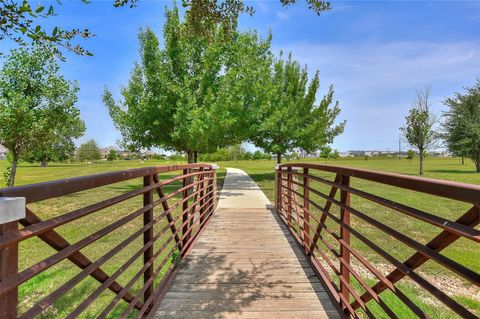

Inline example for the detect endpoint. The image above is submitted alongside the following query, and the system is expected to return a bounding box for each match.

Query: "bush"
[107,149,117,161]
[169,153,186,161]
[407,150,415,159]
[76,140,101,162]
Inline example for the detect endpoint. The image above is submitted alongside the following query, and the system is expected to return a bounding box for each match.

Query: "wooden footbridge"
[0,163,479,318]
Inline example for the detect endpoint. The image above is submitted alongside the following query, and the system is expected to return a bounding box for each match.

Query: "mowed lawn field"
[0,157,478,318]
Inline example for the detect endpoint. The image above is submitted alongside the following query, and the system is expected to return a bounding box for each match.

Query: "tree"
[443,80,480,172]
[400,87,437,175]
[104,6,272,163]
[0,45,85,186]
[107,149,118,161]
[1,0,330,59]
[331,149,339,160]
[226,144,245,162]
[406,149,415,160]
[23,112,85,167]
[251,52,345,164]
[319,146,332,163]
[76,140,101,162]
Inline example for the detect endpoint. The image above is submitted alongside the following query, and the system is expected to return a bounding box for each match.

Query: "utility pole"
[398,138,401,160]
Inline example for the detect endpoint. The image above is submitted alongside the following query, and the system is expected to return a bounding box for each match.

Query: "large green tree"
[251,53,345,164]
[104,6,272,163]
[0,45,85,186]
[401,87,437,175]
[443,80,480,172]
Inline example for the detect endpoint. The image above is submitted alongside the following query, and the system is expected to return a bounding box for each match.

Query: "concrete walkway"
[155,168,338,319]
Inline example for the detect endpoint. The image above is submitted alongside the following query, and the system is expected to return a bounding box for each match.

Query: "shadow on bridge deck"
[154,168,339,319]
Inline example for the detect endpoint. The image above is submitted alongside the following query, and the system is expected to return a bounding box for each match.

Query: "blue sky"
[1,0,479,152]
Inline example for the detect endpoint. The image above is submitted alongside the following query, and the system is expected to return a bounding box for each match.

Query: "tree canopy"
[0,45,85,186]
[104,6,272,163]
[76,139,102,162]
[400,87,437,175]
[443,80,480,172]
[251,52,345,163]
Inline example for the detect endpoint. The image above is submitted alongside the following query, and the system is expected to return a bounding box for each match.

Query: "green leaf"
[35,5,45,13]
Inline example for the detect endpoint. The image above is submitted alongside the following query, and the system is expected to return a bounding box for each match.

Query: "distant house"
[100,146,120,159]
[0,145,8,160]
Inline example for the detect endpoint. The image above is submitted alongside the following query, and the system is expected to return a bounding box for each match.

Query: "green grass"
[1,159,226,318]
[1,157,478,318]
[215,156,480,318]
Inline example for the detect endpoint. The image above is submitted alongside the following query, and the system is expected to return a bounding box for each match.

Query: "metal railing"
[275,163,479,319]
[0,164,217,318]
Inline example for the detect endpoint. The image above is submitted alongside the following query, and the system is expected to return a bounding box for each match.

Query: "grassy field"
[0,157,478,318]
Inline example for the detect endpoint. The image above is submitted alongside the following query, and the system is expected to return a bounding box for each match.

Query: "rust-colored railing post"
[0,197,25,319]
[207,166,217,215]
[143,174,154,307]
[339,175,351,313]
[287,167,293,228]
[303,168,310,254]
[198,167,206,225]
[275,165,280,212]
[181,168,190,254]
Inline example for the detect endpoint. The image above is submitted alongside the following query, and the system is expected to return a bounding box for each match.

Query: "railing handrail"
[0,163,212,203]
[275,163,479,319]
[279,162,480,204]
[0,163,218,319]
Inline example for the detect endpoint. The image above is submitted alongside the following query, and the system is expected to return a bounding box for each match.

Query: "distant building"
[0,145,8,160]
[100,146,120,159]
[297,150,319,158]
[339,152,354,158]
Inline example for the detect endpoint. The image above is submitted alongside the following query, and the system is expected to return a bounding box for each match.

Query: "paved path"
[155,168,338,319]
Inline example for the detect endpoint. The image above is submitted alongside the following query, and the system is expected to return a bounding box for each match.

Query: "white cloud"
[272,41,480,150]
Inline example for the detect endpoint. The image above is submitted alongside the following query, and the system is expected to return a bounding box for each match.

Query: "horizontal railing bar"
[97,233,177,319]
[65,218,174,319]
[280,183,439,318]
[99,193,215,319]
[0,164,213,203]
[301,191,475,318]
[296,196,431,318]
[354,205,480,311]
[279,179,480,285]
[122,200,215,319]
[1,176,212,251]
[279,163,480,204]
[1,203,153,293]
[56,186,213,319]
[19,209,160,319]
[294,172,480,243]
[283,196,419,317]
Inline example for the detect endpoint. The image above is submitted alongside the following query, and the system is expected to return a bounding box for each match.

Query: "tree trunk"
[193,151,198,163]
[41,157,48,167]
[8,153,19,187]
[476,151,480,173]
[276,153,282,164]
[461,155,465,165]
[419,148,424,175]
[187,151,194,164]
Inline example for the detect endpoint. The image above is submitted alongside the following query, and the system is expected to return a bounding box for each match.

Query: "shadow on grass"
[247,173,275,183]
[429,169,478,174]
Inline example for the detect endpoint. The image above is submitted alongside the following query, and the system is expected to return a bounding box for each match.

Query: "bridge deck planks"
[155,168,339,319]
